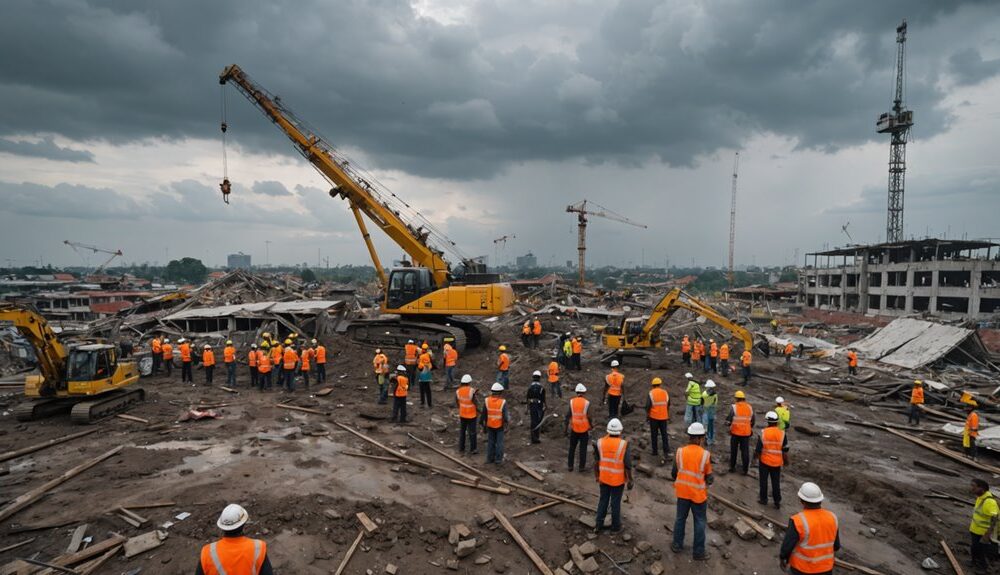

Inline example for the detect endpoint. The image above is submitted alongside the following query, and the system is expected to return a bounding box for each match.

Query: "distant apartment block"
[227,252,252,270]
[516,252,537,269]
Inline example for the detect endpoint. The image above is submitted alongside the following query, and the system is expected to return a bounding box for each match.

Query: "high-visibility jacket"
[784,343,794,356]
[719,344,729,360]
[532,320,542,336]
[648,388,669,421]
[789,509,838,574]
[605,371,623,396]
[485,396,506,429]
[674,444,711,504]
[282,348,298,370]
[444,345,458,367]
[570,397,590,433]
[203,350,215,367]
[257,352,271,373]
[966,411,980,440]
[847,351,857,367]
[681,338,691,353]
[180,343,192,362]
[691,343,702,361]
[685,381,701,406]
[151,338,162,354]
[248,350,257,368]
[315,345,326,364]
[161,343,173,361]
[418,352,432,371]
[563,339,573,357]
[710,342,718,358]
[456,386,477,419]
[760,426,785,467]
[373,353,389,374]
[270,345,283,367]
[522,322,531,335]
[224,346,235,363]
[597,436,627,487]
[910,387,924,405]
[970,491,999,538]
[702,391,718,408]
[301,349,313,371]
[199,536,266,575]
[497,353,510,371]
[775,405,790,430]
[547,361,559,383]
[741,350,752,367]
[404,343,419,365]
[571,338,582,354]
[730,402,753,436]
[394,375,409,397]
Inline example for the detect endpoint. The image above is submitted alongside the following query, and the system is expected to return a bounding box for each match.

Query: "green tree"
[300,268,317,283]
[165,257,208,284]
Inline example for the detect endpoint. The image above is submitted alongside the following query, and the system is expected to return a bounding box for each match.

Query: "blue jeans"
[496,370,509,389]
[685,404,702,425]
[702,407,716,445]
[672,498,707,557]
[226,362,236,385]
[377,374,388,404]
[446,366,455,388]
[595,483,624,531]
[486,428,505,463]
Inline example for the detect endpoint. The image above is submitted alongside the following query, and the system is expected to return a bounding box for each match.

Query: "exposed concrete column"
[904,267,915,313]
[929,268,939,314]
[969,260,982,320]
[859,257,870,313]
[879,271,888,312]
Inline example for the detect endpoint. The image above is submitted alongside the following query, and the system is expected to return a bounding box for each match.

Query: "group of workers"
[149,332,327,391]
[680,335,753,385]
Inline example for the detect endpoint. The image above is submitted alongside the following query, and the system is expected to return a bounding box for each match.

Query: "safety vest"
[522,322,531,335]
[741,351,752,367]
[315,345,326,364]
[457,386,477,419]
[597,436,627,487]
[730,402,753,436]
[847,351,857,367]
[161,344,173,360]
[571,338,582,354]
[719,344,729,360]
[373,353,388,374]
[485,396,505,429]
[674,444,710,504]
[760,426,785,467]
[910,387,924,405]
[394,375,409,397]
[497,353,510,371]
[180,343,192,362]
[691,343,702,360]
[224,346,235,363]
[532,320,542,335]
[563,339,573,356]
[775,405,790,430]
[685,381,701,406]
[648,388,669,421]
[570,397,590,433]
[444,346,458,367]
[547,361,559,383]
[702,391,718,408]
[970,491,999,538]
[965,411,980,439]
[257,352,271,373]
[681,338,691,353]
[282,348,298,370]
[789,509,838,574]
[199,536,267,575]
[300,349,312,371]
[606,371,623,396]
[203,350,215,367]
[248,350,257,367]
[784,343,794,356]
[404,344,419,365]
[270,345,282,366]
[151,338,161,354]
[710,342,718,358]
[418,352,432,371]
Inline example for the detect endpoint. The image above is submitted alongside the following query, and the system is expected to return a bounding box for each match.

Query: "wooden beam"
[406,432,502,486]
[119,501,176,510]
[939,539,965,575]
[35,535,127,574]
[342,450,406,464]
[356,512,378,533]
[515,461,545,482]
[13,557,79,574]
[115,414,149,424]
[333,529,364,575]
[511,501,561,519]
[332,422,478,482]
[835,558,889,575]
[0,446,124,522]
[493,510,553,575]
[75,545,122,575]
[450,480,512,495]
[913,459,960,477]
[277,403,329,416]
[0,537,35,555]
[0,429,98,464]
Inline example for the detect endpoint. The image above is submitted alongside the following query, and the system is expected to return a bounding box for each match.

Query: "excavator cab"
[67,344,117,384]
[386,268,438,309]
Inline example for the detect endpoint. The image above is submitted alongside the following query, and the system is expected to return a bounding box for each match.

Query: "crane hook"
[220,178,231,204]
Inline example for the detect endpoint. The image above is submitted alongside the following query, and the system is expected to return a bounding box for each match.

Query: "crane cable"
[219,85,231,204]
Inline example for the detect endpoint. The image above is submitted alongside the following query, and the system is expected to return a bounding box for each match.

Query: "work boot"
[693,553,710,561]
[670,543,683,554]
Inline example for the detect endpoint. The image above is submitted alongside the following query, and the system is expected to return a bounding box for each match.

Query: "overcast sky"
[1,0,998,270]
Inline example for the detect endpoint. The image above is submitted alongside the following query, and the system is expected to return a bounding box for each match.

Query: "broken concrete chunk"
[455,538,477,558]
[636,540,652,553]
[577,541,597,556]
[645,561,664,575]
[446,559,459,570]
[474,554,491,565]
[124,530,168,558]
[448,523,471,545]
[324,509,342,520]
[733,518,758,541]
[385,563,398,574]
[576,557,599,573]
[569,545,585,567]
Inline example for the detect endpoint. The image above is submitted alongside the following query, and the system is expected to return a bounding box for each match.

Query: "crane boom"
[63,240,123,275]
[566,200,647,287]
[727,152,739,287]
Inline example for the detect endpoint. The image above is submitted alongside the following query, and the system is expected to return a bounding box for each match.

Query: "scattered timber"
[514,461,546,482]
[333,529,365,575]
[0,538,35,555]
[0,429,99,464]
[332,422,479,482]
[492,510,554,575]
[511,501,561,519]
[450,480,512,495]
[912,459,960,477]
[939,539,965,575]
[277,403,329,416]
[114,414,149,424]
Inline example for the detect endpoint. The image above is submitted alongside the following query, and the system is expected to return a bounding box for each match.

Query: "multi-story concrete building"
[801,239,1000,320]
[227,252,252,270]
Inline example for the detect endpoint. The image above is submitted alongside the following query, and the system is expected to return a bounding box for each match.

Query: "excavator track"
[344,320,469,351]
[14,399,73,422]
[70,388,146,425]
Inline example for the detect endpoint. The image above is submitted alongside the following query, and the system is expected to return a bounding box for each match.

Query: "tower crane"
[727,152,739,288]
[63,240,123,275]
[566,200,647,287]
[876,19,914,243]
[492,234,515,268]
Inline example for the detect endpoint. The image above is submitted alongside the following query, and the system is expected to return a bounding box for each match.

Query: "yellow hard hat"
[913,379,923,386]
[421,343,429,349]
[260,341,270,348]
[225,340,233,345]
[499,345,507,351]
[651,377,662,386]
[284,339,292,345]
[735,390,746,399]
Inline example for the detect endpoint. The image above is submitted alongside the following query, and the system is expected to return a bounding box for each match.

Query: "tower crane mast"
[876,20,914,243]
[566,200,647,287]
[727,152,739,288]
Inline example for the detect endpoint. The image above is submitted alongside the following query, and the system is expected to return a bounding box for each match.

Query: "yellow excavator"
[219,64,514,349]
[0,304,143,423]
[600,288,759,367]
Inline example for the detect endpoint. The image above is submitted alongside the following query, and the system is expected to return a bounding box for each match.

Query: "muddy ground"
[0,326,992,574]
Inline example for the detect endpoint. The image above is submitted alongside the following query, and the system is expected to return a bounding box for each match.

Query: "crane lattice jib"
[219,64,468,287]
[0,304,67,386]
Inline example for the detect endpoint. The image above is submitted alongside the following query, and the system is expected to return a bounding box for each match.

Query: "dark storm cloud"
[0,0,997,179]
[0,136,94,162]
[949,49,1000,86]
[251,180,293,197]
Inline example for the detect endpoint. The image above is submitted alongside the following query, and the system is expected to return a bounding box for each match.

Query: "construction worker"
[847,348,858,376]
[443,342,458,390]
[965,399,980,461]
[719,343,730,377]
[571,335,582,370]
[179,338,193,383]
[300,343,313,388]
[709,339,719,373]
[521,320,531,347]
[547,356,562,398]
[969,478,999,573]
[532,318,542,349]
[906,380,925,425]
[565,384,592,472]
[561,334,573,368]
[202,344,216,385]
[269,339,283,387]
[482,383,509,464]
[784,341,794,366]
[603,360,624,419]
[390,365,409,423]
[417,343,433,408]
[224,340,237,385]
[256,346,272,391]
[247,344,258,389]
[690,339,702,368]
[455,374,479,454]
[775,397,791,431]
[684,373,702,425]
[780,482,840,574]
[404,339,419,385]
[755,411,789,508]
[496,345,510,389]
[702,380,718,445]
[770,318,779,334]
[196,503,273,575]
[593,418,633,534]
[313,339,326,385]
[645,377,669,460]
[282,342,298,392]
[527,371,546,444]
[727,390,754,475]
[740,348,753,386]
[161,338,174,377]
[373,348,389,404]
[151,335,162,375]
[671,422,712,561]
[681,335,691,366]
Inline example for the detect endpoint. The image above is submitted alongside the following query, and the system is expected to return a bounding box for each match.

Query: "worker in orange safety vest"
[570,336,583,370]
[645,377,670,460]
[455,374,479,454]
[282,342,298,392]
[300,343,313,389]
[404,339,419,384]
[179,338,193,383]
[521,321,532,347]
[779,482,840,574]
[847,349,858,376]
[256,347,272,391]
[531,318,542,349]
[740,349,753,386]
[196,503,273,575]
[964,399,980,461]
[373,348,390,404]
[247,344,258,389]
[754,411,789,508]
[681,335,691,366]
[151,335,163,375]
[547,356,561,398]
[160,338,174,377]
[496,345,510,389]
[726,390,755,474]
[593,418,633,533]
[784,341,794,366]
[603,360,625,419]
[202,344,216,385]
[390,365,409,423]
[671,421,713,560]
[443,342,458,389]
[908,380,924,425]
[224,340,237,386]
[565,384,592,472]
[719,343,730,377]
[313,339,327,384]
[709,339,719,373]
[482,383,509,464]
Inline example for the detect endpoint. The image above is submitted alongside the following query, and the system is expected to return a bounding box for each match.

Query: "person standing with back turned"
[196,504,274,575]
[671,422,712,561]
[593,418,633,534]
[780,482,840,575]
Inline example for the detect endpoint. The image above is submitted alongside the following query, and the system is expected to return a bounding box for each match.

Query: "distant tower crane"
[876,19,914,244]
[727,152,739,288]
[566,200,647,287]
[63,240,123,275]
[492,234,515,268]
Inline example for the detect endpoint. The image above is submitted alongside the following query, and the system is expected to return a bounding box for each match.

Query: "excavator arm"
[668,292,755,351]
[0,304,67,387]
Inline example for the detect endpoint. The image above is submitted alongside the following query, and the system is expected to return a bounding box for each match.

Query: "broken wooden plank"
[342,450,405,464]
[835,557,890,575]
[913,459,960,477]
[116,513,141,528]
[277,403,330,416]
[119,501,176,510]
[450,479,512,495]
[406,432,504,487]
[66,525,88,553]
[123,530,165,558]
[332,422,479,483]
[34,534,127,573]
[355,512,378,533]
[514,461,545,482]
[0,537,35,555]
[511,501,561,519]
[0,446,124,522]
[0,429,98,464]
[117,507,148,525]
[939,539,965,575]
[315,387,334,396]
[14,557,79,574]
[492,509,554,575]
[75,545,121,575]
[220,386,239,394]
[115,414,149,424]
[333,529,364,575]
[8,519,76,534]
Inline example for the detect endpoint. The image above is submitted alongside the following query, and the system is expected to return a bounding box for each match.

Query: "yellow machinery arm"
[0,303,66,387]
[220,64,458,288]
[638,288,753,350]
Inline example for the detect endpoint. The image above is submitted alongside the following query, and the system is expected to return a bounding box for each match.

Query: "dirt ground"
[0,325,992,574]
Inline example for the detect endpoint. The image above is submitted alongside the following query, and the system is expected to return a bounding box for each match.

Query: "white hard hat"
[375,348,381,353]
[311,339,317,344]
[178,338,185,343]
[163,338,170,343]
[575,384,587,393]
[407,339,414,343]
[461,374,473,384]
[610,360,620,367]
[684,372,693,379]
[532,370,542,377]
[775,396,785,404]
[607,418,623,435]
[765,411,779,422]
[204,344,211,348]
[217,503,249,531]
[704,380,716,389]
[797,482,824,503]
[491,382,505,392]
[396,365,406,372]
[687,422,706,436]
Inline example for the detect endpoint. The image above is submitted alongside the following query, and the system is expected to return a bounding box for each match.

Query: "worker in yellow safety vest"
[969,477,999,572]
[774,397,791,432]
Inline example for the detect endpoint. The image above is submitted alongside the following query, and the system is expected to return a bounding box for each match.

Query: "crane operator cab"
[386,267,437,310]
[602,316,658,347]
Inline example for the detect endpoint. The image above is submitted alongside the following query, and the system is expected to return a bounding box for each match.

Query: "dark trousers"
[316,363,326,384]
[459,417,478,453]
[649,419,668,456]
[789,567,833,575]
[419,380,432,407]
[181,361,192,382]
[163,358,172,376]
[785,355,791,366]
[486,428,504,463]
[550,382,562,398]
[226,362,236,385]
[595,483,624,531]
[152,352,162,374]
[377,375,388,404]
[730,435,751,473]
[391,396,407,422]
[607,395,621,419]
[710,357,718,372]
[301,369,310,388]
[283,369,295,391]
[672,498,707,557]
[759,463,782,504]
[529,404,544,443]
[572,353,581,370]
[742,366,751,385]
[249,366,258,388]
[568,431,589,470]
[908,404,922,425]
[204,365,214,384]
[848,365,857,375]
[720,359,729,376]
[682,352,690,365]
[405,364,417,387]
[970,530,998,571]
[966,437,979,460]
[259,371,271,390]
[446,366,455,388]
